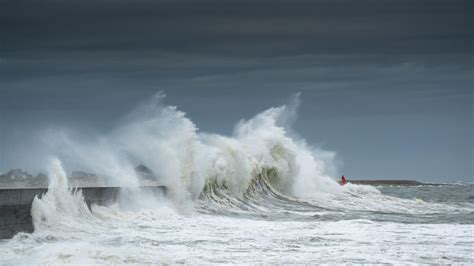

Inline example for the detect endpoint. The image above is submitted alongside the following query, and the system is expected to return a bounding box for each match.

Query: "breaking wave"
[27,92,471,227]
[42,92,341,203]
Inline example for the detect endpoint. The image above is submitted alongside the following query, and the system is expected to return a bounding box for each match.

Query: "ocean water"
[1,179,472,264]
[1,93,472,264]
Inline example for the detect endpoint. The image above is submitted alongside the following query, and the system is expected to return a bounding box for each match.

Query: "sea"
[0,93,472,264]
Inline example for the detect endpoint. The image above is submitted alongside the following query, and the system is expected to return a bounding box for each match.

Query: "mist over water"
[1,93,473,264]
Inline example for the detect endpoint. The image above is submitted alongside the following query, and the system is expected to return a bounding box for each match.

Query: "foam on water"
[3,207,472,264]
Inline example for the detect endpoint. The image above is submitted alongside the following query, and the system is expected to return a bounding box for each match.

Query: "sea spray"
[35,93,425,218]
[35,93,431,218]
[41,92,343,208]
[31,157,92,231]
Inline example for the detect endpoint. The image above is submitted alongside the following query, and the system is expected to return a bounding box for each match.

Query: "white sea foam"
[31,158,93,232]
[3,209,473,264]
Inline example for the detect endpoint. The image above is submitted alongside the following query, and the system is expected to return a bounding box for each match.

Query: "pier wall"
[0,186,166,239]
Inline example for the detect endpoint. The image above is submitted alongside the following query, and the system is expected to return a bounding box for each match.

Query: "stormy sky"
[0,0,472,182]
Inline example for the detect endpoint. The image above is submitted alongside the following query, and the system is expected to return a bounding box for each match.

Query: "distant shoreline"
[0,179,454,189]
[347,180,433,186]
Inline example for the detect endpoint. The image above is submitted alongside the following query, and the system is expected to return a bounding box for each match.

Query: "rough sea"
[1,93,472,264]
[1,179,473,264]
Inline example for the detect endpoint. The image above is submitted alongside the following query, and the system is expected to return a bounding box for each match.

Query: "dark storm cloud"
[0,0,472,181]
[1,0,472,55]
[1,0,472,82]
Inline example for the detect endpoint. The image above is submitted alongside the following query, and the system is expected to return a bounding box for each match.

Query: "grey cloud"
[1,0,472,55]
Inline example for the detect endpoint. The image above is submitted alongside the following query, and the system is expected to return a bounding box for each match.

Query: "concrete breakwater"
[0,186,166,239]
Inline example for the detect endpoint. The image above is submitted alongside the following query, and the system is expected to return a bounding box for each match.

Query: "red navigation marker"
[340,175,347,185]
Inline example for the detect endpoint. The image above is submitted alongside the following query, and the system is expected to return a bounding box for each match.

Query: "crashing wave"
[40,92,341,204]
[25,92,472,234]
